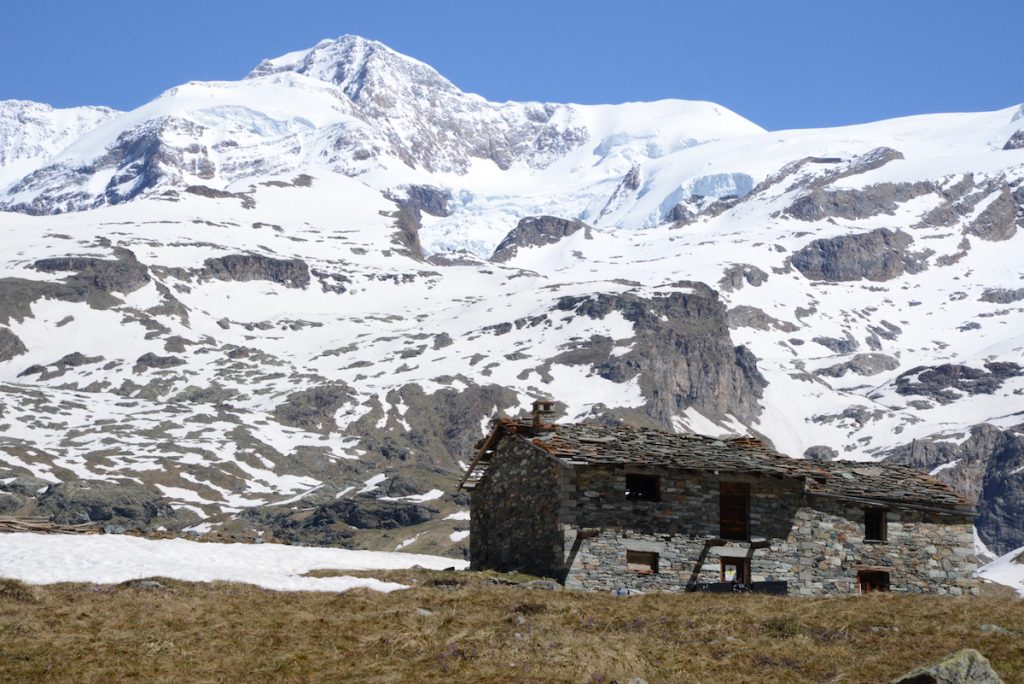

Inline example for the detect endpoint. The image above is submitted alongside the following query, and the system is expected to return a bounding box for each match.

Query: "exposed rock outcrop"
[273,382,357,434]
[345,382,520,472]
[727,306,797,332]
[392,184,452,217]
[35,480,183,530]
[791,228,927,282]
[491,216,591,262]
[241,496,439,547]
[554,284,767,428]
[1003,129,1024,150]
[0,328,27,362]
[786,181,931,222]
[34,249,150,294]
[817,353,900,378]
[894,362,1023,404]
[964,186,1018,241]
[133,352,186,373]
[885,423,1024,555]
[812,334,859,354]
[718,263,768,292]
[980,288,1024,304]
[202,254,310,288]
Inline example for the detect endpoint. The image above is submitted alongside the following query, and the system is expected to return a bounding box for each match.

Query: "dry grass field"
[1,571,1022,683]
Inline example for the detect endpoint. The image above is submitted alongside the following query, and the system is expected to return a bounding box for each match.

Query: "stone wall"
[561,467,806,592]
[469,437,564,578]
[779,497,977,596]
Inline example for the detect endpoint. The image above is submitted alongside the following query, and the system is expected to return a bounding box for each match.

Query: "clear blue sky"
[1,0,1020,131]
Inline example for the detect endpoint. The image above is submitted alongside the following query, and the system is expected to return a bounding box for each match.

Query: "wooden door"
[720,482,750,540]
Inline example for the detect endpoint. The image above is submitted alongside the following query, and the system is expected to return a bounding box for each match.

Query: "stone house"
[461,403,978,595]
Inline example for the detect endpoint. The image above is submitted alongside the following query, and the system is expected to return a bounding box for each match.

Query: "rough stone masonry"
[468,419,978,596]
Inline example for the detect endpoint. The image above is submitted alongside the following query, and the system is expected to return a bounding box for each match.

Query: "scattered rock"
[803,446,838,462]
[980,288,1024,304]
[727,306,797,332]
[889,648,1004,683]
[818,353,899,378]
[812,334,859,354]
[718,264,769,292]
[134,352,186,373]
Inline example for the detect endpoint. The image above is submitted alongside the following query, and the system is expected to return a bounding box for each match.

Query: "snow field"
[0,533,467,592]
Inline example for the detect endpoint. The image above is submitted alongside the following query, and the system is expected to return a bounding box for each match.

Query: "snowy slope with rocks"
[0,35,1022,567]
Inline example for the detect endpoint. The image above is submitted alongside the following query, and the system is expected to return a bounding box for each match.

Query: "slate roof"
[465,420,973,513]
[808,462,972,512]
[529,422,825,480]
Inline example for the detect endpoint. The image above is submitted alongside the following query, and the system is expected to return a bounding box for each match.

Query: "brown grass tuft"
[0,578,38,604]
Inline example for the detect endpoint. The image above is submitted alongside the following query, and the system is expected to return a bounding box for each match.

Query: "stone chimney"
[531,398,555,428]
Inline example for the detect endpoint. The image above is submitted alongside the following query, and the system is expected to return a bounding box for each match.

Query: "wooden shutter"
[719,482,750,540]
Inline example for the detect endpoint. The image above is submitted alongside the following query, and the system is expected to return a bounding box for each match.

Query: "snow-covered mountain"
[1,35,1022,562]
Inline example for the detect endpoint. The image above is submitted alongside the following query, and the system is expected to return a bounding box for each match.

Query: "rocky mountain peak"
[247,35,462,103]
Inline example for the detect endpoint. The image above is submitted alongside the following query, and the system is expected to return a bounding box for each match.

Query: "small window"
[625,474,660,501]
[720,557,749,584]
[626,550,659,574]
[864,508,887,542]
[858,569,890,593]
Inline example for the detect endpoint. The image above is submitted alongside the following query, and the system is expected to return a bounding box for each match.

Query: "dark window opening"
[627,550,659,574]
[720,557,750,584]
[625,474,660,501]
[858,569,890,593]
[719,482,750,540]
[864,508,887,542]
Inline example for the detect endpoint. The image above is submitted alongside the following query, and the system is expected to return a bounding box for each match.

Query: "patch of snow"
[0,533,467,592]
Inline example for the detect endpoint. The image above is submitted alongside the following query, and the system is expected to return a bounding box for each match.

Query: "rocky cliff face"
[790,228,928,282]
[491,216,590,262]
[552,284,766,430]
[884,424,1024,556]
